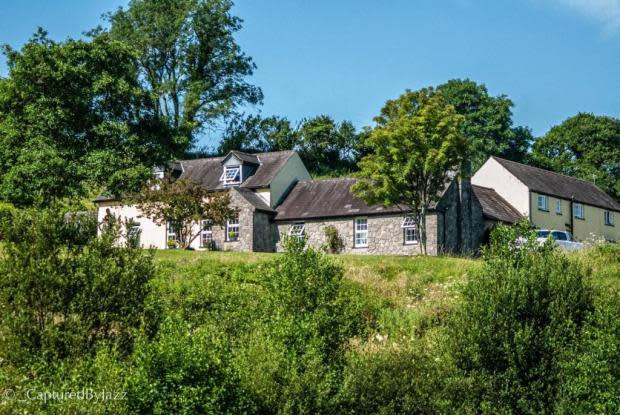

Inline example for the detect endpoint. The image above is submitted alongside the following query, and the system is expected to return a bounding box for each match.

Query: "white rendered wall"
[472,158,531,216]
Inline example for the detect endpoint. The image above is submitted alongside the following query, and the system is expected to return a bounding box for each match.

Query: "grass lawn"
[153,246,619,344]
[153,249,482,342]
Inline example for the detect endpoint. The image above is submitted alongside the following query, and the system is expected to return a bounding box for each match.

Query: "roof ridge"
[471,184,495,191]
[178,150,295,164]
[300,177,357,183]
[491,156,600,188]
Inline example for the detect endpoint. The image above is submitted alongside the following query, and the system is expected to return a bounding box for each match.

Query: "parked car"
[536,229,584,251]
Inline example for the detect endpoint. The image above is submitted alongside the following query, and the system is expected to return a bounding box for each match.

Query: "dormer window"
[223,165,241,186]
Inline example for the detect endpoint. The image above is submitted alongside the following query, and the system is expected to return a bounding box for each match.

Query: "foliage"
[103,0,263,145]
[0,30,176,206]
[532,112,620,201]
[323,224,344,254]
[297,115,359,174]
[353,87,467,254]
[448,223,595,413]
[217,114,298,154]
[437,79,532,170]
[337,340,453,415]
[0,208,155,364]
[217,113,361,176]
[134,177,237,249]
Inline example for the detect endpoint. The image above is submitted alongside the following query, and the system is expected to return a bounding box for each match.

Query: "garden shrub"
[337,339,453,415]
[323,225,344,254]
[0,208,155,363]
[448,223,595,413]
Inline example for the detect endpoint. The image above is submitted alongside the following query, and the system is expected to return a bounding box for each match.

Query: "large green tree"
[532,113,620,201]
[103,0,263,146]
[0,30,176,206]
[437,79,532,170]
[352,88,467,255]
[217,114,298,154]
[297,115,358,174]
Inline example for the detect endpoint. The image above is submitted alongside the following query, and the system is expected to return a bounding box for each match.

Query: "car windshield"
[551,231,567,241]
[536,230,550,238]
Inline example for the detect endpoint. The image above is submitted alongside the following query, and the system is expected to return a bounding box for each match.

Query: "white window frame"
[222,165,241,186]
[604,210,614,226]
[402,216,418,244]
[201,219,213,247]
[354,218,368,248]
[555,200,562,215]
[289,223,305,239]
[574,203,584,219]
[537,195,549,211]
[226,217,240,241]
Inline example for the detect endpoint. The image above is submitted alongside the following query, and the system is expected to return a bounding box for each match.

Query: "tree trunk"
[419,207,427,255]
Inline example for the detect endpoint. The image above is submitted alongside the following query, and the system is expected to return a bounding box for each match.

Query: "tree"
[0,30,177,206]
[532,113,620,201]
[103,0,263,146]
[134,177,237,249]
[297,115,358,174]
[217,114,298,154]
[352,88,467,255]
[437,79,532,170]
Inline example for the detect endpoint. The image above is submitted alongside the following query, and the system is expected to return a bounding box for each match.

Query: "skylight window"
[223,165,241,185]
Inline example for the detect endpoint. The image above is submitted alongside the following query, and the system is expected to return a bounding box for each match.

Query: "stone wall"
[276,213,441,255]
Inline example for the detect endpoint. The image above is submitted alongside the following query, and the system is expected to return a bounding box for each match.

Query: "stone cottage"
[95,150,537,255]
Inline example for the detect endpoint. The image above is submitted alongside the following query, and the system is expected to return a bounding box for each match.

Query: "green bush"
[0,208,155,363]
[555,292,620,414]
[323,225,344,254]
[448,223,595,413]
[337,340,453,415]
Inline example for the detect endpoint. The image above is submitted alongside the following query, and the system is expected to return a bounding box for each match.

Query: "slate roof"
[275,178,407,221]
[472,185,524,224]
[492,157,620,211]
[179,150,295,190]
[233,188,276,213]
[225,151,260,165]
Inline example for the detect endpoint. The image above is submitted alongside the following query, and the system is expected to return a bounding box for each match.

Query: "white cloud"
[554,0,620,33]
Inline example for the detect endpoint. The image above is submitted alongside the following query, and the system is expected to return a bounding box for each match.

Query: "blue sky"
[1,0,620,147]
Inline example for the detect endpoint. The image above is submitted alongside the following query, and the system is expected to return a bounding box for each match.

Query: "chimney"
[457,160,474,254]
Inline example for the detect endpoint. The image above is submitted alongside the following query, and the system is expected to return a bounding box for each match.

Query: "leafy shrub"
[126,316,251,415]
[0,208,155,363]
[337,339,453,415]
[448,223,595,413]
[229,236,375,413]
[555,292,620,414]
[323,225,344,254]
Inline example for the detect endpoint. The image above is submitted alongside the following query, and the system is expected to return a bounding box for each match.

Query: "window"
[226,217,239,241]
[167,222,178,248]
[555,200,562,215]
[289,223,305,239]
[222,165,241,186]
[128,222,141,245]
[537,195,549,211]
[201,220,213,247]
[574,203,584,219]
[402,216,418,244]
[604,210,615,226]
[354,218,368,248]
